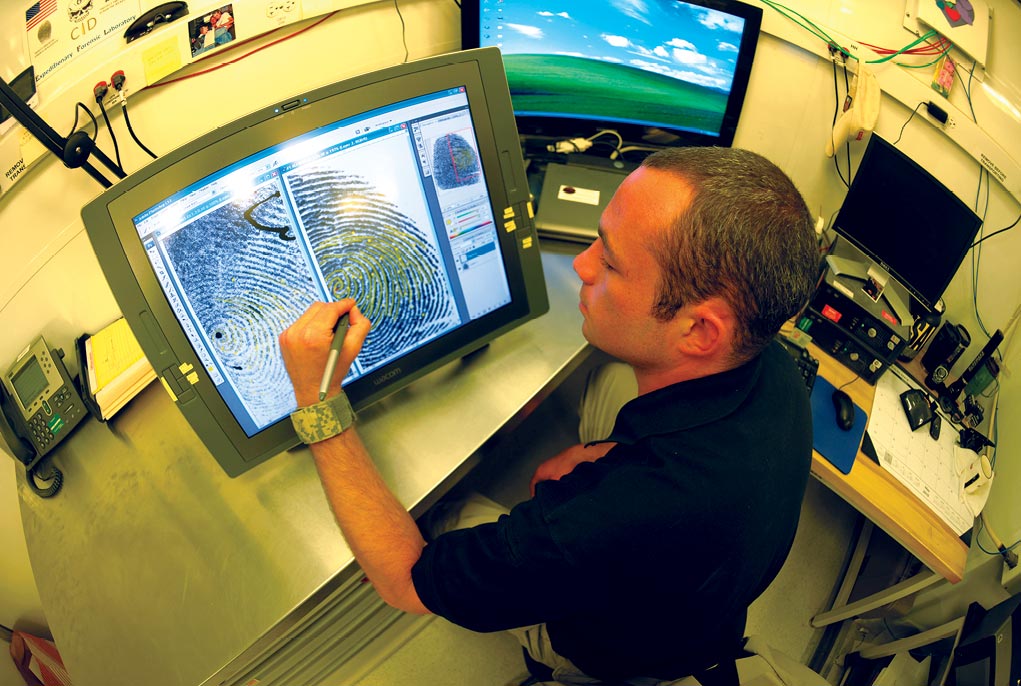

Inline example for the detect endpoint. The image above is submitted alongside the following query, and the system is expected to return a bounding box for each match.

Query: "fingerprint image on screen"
[432,132,481,190]
[286,166,460,372]
[162,181,318,427]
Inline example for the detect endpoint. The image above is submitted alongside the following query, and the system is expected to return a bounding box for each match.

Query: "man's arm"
[529,442,615,496]
[280,301,430,615]
[309,428,429,614]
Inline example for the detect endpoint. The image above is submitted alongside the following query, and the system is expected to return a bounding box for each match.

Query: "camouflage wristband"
[290,392,354,444]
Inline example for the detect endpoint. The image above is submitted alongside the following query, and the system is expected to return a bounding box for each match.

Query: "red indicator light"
[821,304,842,323]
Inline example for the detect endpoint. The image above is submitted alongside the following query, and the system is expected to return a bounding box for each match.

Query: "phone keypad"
[27,387,85,450]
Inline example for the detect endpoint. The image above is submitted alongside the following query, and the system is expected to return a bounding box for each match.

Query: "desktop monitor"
[461,0,762,151]
[82,47,548,477]
[831,134,982,312]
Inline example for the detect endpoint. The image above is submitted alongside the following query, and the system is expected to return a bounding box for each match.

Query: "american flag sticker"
[25,0,58,30]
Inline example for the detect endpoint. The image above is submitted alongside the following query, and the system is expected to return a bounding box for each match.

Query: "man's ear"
[674,298,735,358]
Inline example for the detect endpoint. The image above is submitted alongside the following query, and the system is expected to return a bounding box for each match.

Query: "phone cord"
[28,460,63,498]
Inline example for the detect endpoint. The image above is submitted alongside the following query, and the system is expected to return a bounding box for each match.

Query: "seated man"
[279,146,819,684]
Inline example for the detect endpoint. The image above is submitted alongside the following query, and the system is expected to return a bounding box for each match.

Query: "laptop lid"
[534,163,627,243]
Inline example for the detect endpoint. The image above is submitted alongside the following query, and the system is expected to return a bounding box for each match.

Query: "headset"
[124,2,190,43]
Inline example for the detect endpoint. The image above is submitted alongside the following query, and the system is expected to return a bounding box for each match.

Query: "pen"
[318,313,350,401]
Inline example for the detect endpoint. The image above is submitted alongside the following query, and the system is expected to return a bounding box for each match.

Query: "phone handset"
[0,382,34,463]
[1,336,88,497]
[1,371,65,497]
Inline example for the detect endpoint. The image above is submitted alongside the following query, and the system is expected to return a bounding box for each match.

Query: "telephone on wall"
[1,336,88,497]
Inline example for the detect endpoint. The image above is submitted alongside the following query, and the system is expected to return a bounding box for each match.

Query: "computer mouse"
[831,390,855,431]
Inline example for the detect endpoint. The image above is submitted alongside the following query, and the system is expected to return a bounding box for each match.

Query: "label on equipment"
[557,185,600,206]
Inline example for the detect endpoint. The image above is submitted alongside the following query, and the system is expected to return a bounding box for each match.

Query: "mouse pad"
[810,377,868,474]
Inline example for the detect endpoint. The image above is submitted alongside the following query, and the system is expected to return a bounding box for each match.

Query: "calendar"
[867,373,974,535]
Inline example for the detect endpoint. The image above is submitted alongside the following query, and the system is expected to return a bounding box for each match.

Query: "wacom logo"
[372,368,402,386]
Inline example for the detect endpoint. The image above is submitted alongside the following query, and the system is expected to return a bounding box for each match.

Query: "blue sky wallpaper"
[481,0,746,91]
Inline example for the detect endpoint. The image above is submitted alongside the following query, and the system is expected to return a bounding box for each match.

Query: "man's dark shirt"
[411,342,812,681]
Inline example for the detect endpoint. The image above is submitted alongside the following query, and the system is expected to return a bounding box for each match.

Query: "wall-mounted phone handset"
[1,336,89,497]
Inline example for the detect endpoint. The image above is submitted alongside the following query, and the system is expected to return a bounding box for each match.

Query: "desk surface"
[18,246,590,686]
[808,346,969,583]
[20,246,968,686]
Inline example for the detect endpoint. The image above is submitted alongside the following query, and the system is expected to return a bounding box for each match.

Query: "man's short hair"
[641,147,819,361]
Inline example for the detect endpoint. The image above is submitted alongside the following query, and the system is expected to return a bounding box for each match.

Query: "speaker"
[920,322,970,386]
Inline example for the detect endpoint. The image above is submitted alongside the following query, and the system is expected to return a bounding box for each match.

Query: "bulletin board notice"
[25,0,141,86]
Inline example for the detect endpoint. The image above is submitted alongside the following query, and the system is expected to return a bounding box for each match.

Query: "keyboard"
[776,335,819,392]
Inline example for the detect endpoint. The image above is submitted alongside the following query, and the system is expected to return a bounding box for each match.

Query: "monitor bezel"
[460,0,763,150]
[82,48,548,476]
[831,134,982,312]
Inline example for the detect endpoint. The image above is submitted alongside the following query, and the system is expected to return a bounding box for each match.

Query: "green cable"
[896,46,953,70]
[866,29,938,63]
[759,0,851,59]
[760,2,952,68]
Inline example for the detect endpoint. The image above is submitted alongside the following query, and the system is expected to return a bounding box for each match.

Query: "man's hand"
[279,300,371,407]
[279,301,428,616]
[530,442,616,496]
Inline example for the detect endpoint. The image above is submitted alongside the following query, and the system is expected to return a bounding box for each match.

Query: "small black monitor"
[953,594,1020,686]
[832,134,982,312]
[461,0,762,150]
[82,48,548,476]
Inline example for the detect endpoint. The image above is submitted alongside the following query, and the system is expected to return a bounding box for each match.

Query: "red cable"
[146,12,337,89]
[859,37,950,56]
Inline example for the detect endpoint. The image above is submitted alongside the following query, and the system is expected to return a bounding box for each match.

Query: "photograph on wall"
[188,4,236,58]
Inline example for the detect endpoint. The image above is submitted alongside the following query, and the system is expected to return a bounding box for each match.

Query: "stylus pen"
[318,313,351,401]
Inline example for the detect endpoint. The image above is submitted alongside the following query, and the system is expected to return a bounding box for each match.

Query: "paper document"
[88,318,148,392]
[82,318,157,420]
[867,372,974,535]
[874,652,930,686]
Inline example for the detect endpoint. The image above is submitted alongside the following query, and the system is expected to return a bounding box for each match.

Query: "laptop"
[534,163,628,243]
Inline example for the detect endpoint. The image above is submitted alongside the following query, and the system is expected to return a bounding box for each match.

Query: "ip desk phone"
[1,336,88,470]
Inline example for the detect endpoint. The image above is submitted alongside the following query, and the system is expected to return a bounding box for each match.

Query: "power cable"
[892,102,926,145]
[971,167,992,338]
[109,72,158,160]
[830,59,849,188]
[954,59,978,123]
[66,102,98,140]
[122,103,157,159]
[394,0,409,63]
[95,93,123,172]
[970,211,1021,248]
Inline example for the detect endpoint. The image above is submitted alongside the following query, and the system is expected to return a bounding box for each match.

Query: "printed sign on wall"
[24,0,141,84]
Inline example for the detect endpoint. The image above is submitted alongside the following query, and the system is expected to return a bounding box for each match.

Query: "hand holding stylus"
[319,313,350,401]
[279,301,369,408]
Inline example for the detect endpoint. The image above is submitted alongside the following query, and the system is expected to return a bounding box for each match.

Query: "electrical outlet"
[944,115,957,131]
[111,70,129,104]
[1003,549,1021,595]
